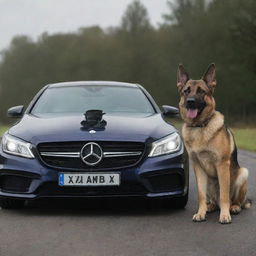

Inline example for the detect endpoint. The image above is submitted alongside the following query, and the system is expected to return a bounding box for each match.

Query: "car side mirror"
[7,105,24,118]
[162,105,179,117]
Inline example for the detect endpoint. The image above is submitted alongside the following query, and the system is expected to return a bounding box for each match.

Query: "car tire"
[0,198,25,209]
[162,193,188,209]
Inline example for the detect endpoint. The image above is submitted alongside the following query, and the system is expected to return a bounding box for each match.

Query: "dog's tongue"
[187,109,198,119]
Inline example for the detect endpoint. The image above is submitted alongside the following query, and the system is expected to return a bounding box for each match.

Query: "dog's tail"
[242,198,252,209]
[236,167,251,209]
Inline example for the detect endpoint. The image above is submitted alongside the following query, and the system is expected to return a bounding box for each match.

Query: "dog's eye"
[197,87,205,94]
[183,87,191,95]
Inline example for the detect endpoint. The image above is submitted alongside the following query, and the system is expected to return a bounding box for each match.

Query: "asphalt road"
[0,149,255,256]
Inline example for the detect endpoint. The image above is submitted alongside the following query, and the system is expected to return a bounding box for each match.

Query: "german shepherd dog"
[177,63,251,224]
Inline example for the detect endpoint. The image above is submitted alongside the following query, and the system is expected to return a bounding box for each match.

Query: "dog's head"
[177,63,216,126]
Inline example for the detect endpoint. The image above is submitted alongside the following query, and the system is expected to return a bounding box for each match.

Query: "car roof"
[48,81,139,88]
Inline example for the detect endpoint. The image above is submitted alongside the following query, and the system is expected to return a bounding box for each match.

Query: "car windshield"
[31,85,155,115]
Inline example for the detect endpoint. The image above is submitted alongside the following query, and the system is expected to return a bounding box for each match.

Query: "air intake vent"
[0,175,31,193]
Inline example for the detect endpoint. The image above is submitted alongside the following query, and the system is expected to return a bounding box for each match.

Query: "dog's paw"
[219,213,232,224]
[192,212,207,222]
[230,205,241,215]
[207,203,218,213]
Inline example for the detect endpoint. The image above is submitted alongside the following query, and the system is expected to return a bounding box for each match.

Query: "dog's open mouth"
[186,108,198,119]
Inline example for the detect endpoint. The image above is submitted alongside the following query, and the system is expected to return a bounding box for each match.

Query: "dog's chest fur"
[182,111,224,177]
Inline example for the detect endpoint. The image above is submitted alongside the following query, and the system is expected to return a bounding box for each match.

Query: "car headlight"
[2,134,35,158]
[148,132,181,157]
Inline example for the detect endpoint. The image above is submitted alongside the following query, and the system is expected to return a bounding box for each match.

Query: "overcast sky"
[0,0,169,51]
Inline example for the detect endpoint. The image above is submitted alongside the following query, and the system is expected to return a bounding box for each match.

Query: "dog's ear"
[202,63,216,89]
[177,64,189,91]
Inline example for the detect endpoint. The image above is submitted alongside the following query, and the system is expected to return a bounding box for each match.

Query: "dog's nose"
[186,97,196,108]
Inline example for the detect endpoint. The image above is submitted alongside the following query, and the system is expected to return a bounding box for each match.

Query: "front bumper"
[0,147,189,200]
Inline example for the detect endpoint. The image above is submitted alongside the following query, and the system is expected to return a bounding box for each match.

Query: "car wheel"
[0,198,25,209]
[162,193,188,209]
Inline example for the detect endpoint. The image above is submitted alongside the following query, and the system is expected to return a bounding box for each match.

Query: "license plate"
[58,173,120,186]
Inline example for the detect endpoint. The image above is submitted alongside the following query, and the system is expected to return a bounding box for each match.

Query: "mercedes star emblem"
[81,142,103,166]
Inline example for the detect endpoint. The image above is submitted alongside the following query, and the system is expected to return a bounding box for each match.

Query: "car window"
[31,85,155,115]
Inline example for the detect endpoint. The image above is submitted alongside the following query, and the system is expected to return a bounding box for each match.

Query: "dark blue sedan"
[0,81,188,208]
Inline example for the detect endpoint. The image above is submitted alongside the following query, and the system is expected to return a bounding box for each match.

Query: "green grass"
[0,125,9,136]
[231,128,256,152]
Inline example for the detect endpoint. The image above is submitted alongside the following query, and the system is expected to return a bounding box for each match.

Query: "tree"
[163,0,206,25]
[121,0,151,33]
[232,0,256,70]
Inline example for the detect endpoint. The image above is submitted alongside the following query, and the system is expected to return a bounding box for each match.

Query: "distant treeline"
[0,0,256,123]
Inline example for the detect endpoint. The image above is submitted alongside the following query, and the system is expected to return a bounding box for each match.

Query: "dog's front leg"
[193,163,207,222]
[217,161,232,224]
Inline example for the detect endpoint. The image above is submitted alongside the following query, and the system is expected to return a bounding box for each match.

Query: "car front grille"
[37,141,145,170]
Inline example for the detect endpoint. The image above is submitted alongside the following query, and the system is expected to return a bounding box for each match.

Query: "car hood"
[8,113,177,145]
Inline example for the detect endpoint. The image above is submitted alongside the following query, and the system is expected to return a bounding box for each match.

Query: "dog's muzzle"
[186,97,206,110]
[185,97,206,119]
[186,97,196,109]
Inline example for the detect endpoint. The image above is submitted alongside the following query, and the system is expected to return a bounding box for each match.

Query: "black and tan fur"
[177,63,251,224]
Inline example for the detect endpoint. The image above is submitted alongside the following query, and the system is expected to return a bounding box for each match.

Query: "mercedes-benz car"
[0,81,188,209]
